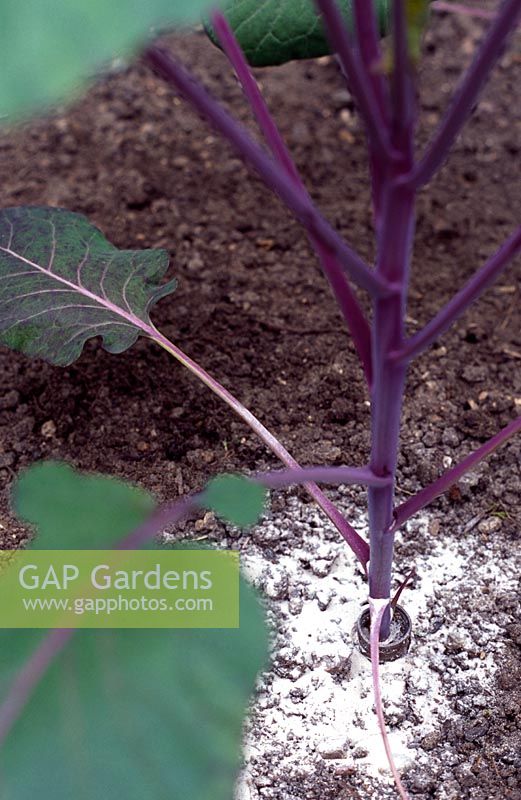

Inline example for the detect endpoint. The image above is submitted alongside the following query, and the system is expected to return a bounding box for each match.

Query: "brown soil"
[0,7,519,799]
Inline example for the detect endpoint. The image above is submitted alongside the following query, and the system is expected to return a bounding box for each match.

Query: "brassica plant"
[0,1,519,797]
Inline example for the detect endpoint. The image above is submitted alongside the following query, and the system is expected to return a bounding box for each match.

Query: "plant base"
[355,605,412,662]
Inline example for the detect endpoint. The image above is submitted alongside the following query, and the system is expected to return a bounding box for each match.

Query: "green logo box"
[0,550,239,629]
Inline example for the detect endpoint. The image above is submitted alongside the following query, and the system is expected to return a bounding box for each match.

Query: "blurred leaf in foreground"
[0,462,269,800]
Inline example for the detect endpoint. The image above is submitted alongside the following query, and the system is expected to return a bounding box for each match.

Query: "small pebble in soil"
[40,420,56,438]
[477,516,502,534]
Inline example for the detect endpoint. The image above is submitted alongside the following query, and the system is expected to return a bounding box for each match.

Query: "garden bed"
[0,9,519,799]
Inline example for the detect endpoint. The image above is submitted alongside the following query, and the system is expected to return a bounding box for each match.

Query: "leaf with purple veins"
[0,206,176,366]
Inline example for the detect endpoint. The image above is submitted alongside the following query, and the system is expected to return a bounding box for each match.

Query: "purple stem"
[353,0,390,225]
[367,0,416,638]
[123,465,387,551]
[390,566,415,609]
[0,213,364,562]
[406,0,521,188]
[353,0,389,118]
[0,211,367,558]
[314,0,394,163]
[150,326,370,566]
[391,0,413,138]
[254,464,391,489]
[7,233,368,563]
[211,11,373,386]
[369,599,410,799]
[144,45,392,299]
[318,248,373,385]
[367,183,414,632]
[211,12,300,183]
[394,225,521,362]
[393,415,521,530]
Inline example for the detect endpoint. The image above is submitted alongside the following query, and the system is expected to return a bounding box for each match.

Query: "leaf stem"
[392,415,521,530]
[210,12,300,182]
[353,0,390,225]
[390,0,414,139]
[314,0,395,163]
[211,11,373,386]
[254,465,392,489]
[405,0,521,188]
[144,45,393,299]
[394,225,521,363]
[353,0,389,119]
[369,598,410,800]
[149,325,370,566]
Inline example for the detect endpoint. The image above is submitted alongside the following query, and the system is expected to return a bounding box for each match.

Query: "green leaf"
[1,464,269,800]
[0,606,268,800]
[206,0,391,67]
[203,474,267,527]
[1,0,222,121]
[0,206,176,367]
[12,461,155,549]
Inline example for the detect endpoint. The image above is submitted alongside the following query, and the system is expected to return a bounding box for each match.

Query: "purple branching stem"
[353,0,390,225]
[367,182,413,628]
[314,0,395,163]
[391,0,413,137]
[317,248,373,385]
[406,0,521,188]
[210,12,300,183]
[392,415,521,531]
[353,0,389,119]
[148,325,370,566]
[144,45,393,299]
[394,225,521,362]
[211,11,373,386]
[367,0,416,639]
[369,598,410,799]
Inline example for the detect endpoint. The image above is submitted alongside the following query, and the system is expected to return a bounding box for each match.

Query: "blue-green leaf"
[206,0,391,66]
[0,206,175,367]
